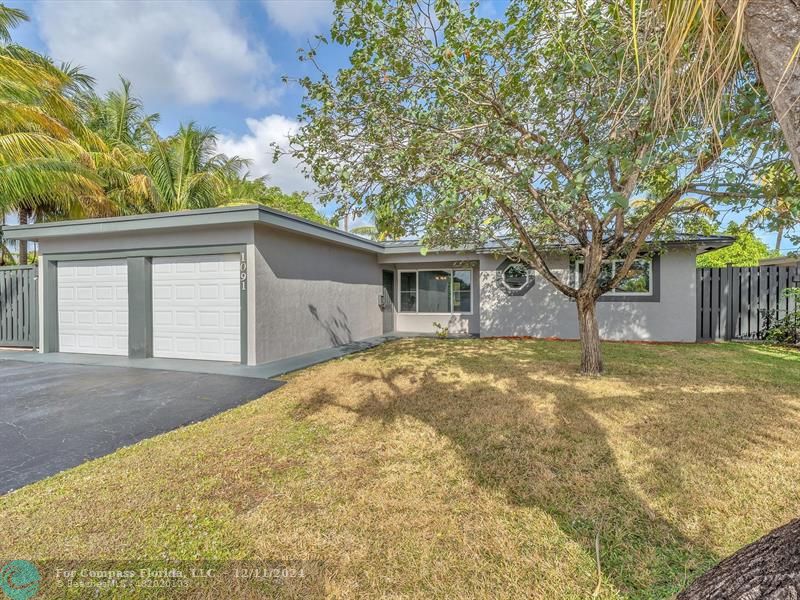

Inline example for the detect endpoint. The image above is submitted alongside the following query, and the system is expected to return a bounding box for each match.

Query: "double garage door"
[58,254,241,362]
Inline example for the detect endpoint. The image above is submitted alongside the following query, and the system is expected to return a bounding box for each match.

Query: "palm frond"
[0,5,28,43]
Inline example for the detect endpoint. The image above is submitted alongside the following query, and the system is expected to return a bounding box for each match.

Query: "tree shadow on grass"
[293,340,800,597]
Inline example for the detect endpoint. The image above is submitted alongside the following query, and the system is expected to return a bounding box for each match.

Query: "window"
[399,272,417,312]
[453,270,472,312]
[501,264,530,290]
[575,258,652,296]
[399,269,472,313]
[418,270,450,312]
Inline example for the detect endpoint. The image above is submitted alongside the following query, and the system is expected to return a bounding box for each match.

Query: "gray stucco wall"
[387,260,481,335]
[480,248,697,342]
[253,225,383,363]
[37,224,255,255]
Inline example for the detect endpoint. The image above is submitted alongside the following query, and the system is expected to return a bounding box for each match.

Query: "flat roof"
[2,205,735,256]
[3,204,385,254]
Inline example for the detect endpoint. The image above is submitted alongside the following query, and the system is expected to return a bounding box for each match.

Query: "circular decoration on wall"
[496,258,536,296]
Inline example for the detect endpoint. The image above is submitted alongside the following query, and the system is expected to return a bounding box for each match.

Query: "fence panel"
[697,263,800,341]
[0,265,37,348]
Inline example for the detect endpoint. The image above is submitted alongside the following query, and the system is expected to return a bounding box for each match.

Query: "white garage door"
[58,259,129,355]
[152,254,241,362]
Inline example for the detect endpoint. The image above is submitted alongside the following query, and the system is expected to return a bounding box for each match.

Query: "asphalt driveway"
[0,360,281,494]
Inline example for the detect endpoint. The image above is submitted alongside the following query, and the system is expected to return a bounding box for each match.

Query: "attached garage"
[152,254,241,362]
[57,259,128,355]
[4,205,385,367]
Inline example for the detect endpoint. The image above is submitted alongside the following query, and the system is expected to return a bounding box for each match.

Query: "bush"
[432,322,449,339]
[762,289,800,345]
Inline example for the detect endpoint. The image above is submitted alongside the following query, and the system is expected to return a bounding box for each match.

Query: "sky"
[8,0,353,220]
[3,0,794,252]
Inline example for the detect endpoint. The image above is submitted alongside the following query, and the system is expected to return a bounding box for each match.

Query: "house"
[3,205,734,365]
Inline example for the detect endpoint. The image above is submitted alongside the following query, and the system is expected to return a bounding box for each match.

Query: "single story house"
[4,205,733,365]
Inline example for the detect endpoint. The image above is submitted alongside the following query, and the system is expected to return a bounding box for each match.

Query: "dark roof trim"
[383,235,736,255]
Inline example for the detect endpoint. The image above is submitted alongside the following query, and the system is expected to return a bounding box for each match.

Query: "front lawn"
[2,339,799,598]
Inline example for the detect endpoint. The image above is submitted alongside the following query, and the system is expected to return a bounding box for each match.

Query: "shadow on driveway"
[0,360,281,494]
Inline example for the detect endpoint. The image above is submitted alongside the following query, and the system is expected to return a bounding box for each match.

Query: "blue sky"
[4,0,794,251]
[9,0,350,218]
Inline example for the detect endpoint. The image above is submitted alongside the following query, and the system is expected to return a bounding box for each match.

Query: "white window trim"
[397,268,474,315]
[574,258,653,296]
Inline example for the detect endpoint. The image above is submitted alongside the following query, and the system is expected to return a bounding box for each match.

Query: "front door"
[382,270,395,334]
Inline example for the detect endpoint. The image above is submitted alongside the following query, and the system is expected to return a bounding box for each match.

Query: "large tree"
[696,222,777,267]
[288,0,783,374]
[719,1,800,176]
[219,172,327,224]
[646,0,800,249]
[0,6,108,263]
[140,122,249,213]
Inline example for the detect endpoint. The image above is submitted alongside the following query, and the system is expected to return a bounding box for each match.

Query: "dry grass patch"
[1,339,799,599]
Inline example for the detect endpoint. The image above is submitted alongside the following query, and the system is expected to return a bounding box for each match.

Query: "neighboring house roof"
[2,204,735,256]
[759,255,800,266]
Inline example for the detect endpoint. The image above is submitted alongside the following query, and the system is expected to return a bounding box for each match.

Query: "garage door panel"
[152,254,241,362]
[175,285,193,300]
[222,339,240,356]
[175,311,196,327]
[222,312,239,328]
[152,285,171,299]
[198,311,220,327]
[153,337,173,353]
[58,259,128,356]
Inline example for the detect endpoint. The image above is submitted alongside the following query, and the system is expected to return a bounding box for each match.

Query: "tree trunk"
[576,294,603,375]
[718,0,800,176]
[775,225,783,253]
[18,207,29,265]
[678,517,800,599]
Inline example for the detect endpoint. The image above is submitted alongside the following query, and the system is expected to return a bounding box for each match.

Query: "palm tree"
[0,5,109,263]
[743,161,798,251]
[142,122,249,212]
[641,1,800,175]
[80,77,159,149]
[351,225,379,239]
[77,78,161,215]
[218,172,327,223]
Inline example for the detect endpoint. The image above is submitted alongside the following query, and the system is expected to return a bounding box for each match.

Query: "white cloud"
[35,1,277,107]
[261,0,333,35]
[216,114,314,194]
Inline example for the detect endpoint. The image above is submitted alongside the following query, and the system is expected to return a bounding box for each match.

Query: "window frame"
[573,257,654,297]
[397,268,474,315]
[500,262,531,292]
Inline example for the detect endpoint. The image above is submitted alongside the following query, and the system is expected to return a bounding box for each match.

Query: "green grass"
[1,339,799,598]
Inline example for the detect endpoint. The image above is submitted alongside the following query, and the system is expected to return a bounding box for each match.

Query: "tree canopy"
[288,0,787,372]
[696,222,777,267]
[0,6,324,264]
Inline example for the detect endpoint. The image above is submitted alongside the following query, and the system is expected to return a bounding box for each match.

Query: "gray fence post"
[725,263,736,341]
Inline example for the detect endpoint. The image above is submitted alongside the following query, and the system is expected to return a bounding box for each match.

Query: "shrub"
[762,289,800,345]
[432,322,449,339]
